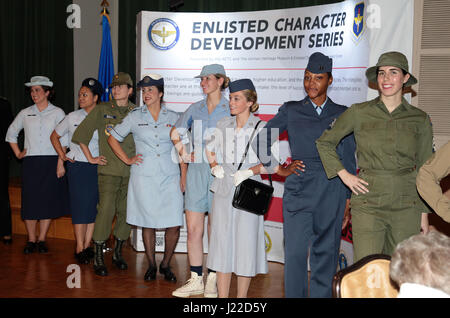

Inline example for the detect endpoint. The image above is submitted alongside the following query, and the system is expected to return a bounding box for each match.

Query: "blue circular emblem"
[148,18,180,50]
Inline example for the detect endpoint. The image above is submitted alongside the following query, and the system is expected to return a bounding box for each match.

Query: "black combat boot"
[93,241,108,276]
[112,238,128,270]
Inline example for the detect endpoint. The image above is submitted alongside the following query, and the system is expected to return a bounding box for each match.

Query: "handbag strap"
[237,120,272,186]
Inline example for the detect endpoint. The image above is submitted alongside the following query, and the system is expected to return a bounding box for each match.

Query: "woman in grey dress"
[206,79,268,298]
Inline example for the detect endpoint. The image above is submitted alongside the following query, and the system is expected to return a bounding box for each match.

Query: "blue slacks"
[282,164,347,298]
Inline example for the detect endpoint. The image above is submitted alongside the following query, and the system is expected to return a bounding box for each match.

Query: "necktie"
[316,106,322,115]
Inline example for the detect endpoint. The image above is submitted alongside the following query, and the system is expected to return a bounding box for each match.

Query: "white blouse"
[55,108,99,162]
[6,103,66,156]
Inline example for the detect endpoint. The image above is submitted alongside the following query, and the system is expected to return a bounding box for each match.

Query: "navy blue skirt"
[66,161,99,224]
[21,156,69,220]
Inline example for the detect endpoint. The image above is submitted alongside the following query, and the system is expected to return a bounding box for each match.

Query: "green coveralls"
[72,100,136,242]
[316,97,433,261]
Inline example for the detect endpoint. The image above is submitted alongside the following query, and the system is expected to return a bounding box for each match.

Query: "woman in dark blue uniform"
[253,53,356,298]
[6,76,68,254]
[50,78,104,264]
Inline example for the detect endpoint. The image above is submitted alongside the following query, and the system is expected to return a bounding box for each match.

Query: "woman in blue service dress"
[50,78,104,264]
[108,74,184,282]
[206,79,268,298]
[6,76,68,254]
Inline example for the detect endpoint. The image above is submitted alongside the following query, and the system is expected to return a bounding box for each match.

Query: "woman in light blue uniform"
[108,74,183,282]
[206,79,268,298]
[171,64,230,298]
[6,76,68,254]
[50,78,103,264]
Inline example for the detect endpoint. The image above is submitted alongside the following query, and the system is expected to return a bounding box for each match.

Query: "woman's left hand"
[420,213,429,234]
[128,154,143,166]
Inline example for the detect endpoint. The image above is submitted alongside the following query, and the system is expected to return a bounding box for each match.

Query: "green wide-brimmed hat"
[110,72,133,88]
[365,51,417,87]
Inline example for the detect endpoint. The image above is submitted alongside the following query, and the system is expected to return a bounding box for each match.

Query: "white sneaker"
[172,272,204,298]
[204,272,218,298]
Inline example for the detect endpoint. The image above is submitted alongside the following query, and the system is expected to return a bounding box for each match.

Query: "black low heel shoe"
[159,265,176,282]
[144,266,157,281]
[23,241,37,254]
[84,247,95,260]
[2,237,12,245]
[37,241,48,254]
[75,251,90,264]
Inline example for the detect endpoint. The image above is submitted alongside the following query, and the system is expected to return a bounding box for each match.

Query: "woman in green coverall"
[316,52,433,261]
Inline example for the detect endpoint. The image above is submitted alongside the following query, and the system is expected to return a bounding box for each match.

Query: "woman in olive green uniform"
[72,72,136,276]
[316,52,433,261]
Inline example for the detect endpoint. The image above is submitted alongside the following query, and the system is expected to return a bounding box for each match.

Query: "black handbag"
[232,120,274,215]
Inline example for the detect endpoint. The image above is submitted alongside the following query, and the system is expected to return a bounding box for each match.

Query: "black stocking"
[142,228,156,268]
[161,226,180,268]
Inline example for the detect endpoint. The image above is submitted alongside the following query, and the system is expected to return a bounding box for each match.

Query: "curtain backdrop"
[0,0,74,177]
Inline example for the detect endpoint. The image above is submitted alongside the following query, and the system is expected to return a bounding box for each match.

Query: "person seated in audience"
[389,230,450,298]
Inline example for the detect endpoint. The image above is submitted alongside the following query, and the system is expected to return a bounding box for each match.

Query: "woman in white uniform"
[6,76,68,254]
[50,78,103,264]
[108,74,184,282]
[206,79,268,298]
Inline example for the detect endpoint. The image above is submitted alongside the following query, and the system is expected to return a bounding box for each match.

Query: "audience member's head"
[390,230,450,295]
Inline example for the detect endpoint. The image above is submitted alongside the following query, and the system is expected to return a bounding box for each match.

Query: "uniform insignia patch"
[105,124,114,136]
[329,118,337,129]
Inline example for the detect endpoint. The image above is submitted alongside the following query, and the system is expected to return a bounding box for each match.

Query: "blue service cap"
[81,78,104,97]
[306,52,333,74]
[229,79,256,93]
[137,74,164,88]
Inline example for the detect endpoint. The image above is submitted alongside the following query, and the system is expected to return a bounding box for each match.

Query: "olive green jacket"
[72,100,136,177]
[316,96,433,213]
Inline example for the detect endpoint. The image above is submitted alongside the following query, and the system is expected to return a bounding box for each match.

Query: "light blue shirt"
[55,109,99,162]
[175,95,230,158]
[6,103,66,156]
[310,97,328,115]
[110,105,180,177]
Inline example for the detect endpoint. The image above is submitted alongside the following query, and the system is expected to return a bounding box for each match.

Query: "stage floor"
[0,234,285,298]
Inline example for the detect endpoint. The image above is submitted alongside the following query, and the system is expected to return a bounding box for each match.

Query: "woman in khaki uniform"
[416,141,450,223]
[72,72,136,276]
[316,52,433,261]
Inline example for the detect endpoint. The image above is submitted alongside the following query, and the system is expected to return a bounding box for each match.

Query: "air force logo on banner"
[148,18,180,50]
[352,2,365,41]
